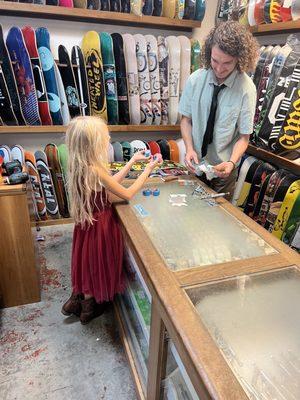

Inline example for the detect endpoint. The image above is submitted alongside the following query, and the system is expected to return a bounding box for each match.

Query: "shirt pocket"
[215,105,239,146]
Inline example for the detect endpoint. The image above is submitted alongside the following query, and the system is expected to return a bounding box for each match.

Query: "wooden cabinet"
[0,184,40,308]
[113,178,300,399]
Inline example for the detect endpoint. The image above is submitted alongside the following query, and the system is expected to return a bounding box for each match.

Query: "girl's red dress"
[71,190,125,303]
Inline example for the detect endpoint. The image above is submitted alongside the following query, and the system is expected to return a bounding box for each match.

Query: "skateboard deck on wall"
[142,0,153,14]
[46,0,59,4]
[112,141,124,161]
[110,0,121,11]
[168,140,179,162]
[264,0,272,23]
[190,39,201,73]
[248,0,257,25]
[276,181,300,238]
[238,0,249,25]
[148,140,161,155]
[183,0,196,19]
[57,143,69,182]
[0,25,25,125]
[87,0,100,9]
[100,0,110,10]
[35,150,60,219]
[0,65,18,125]
[282,201,300,250]
[121,141,131,161]
[166,36,180,125]
[6,27,41,126]
[36,27,63,125]
[122,33,140,125]
[130,140,147,156]
[59,0,74,6]
[131,0,143,15]
[157,36,169,125]
[153,0,162,15]
[145,34,161,125]
[111,33,130,125]
[270,0,283,22]
[121,0,130,12]
[281,0,293,21]
[11,144,25,165]
[58,45,81,119]
[291,0,300,20]
[254,0,265,24]
[22,26,52,126]
[53,62,71,125]
[195,0,206,21]
[73,0,87,7]
[252,45,273,88]
[178,36,191,98]
[176,0,185,19]
[175,138,186,164]
[82,31,107,121]
[25,151,47,221]
[45,143,70,218]
[162,0,176,18]
[236,159,262,209]
[232,156,257,205]
[100,32,118,125]
[71,46,91,117]
[134,34,153,125]
[157,139,170,159]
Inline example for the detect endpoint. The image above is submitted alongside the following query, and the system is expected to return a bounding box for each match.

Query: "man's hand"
[213,161,235,178]
[184,149,199,173]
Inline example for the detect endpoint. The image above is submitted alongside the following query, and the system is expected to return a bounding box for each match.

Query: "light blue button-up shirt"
[178,68,257,165]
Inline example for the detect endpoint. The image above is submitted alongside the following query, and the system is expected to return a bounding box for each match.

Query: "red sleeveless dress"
[71,189,125,303]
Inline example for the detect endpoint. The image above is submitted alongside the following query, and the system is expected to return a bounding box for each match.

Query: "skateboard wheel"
[142,188,152,196]
[152,188,160,196]
[144,150,151,157]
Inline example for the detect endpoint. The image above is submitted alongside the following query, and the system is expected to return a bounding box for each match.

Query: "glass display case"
[130,181,276,271]
[186,267,300,400]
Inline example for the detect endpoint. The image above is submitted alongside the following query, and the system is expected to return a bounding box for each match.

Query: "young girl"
[61,116,161,324]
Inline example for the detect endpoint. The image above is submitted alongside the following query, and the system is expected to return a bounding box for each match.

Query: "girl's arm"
[112,151,150,183]
[98,159,160,201]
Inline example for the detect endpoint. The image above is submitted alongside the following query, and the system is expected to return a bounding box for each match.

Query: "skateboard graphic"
[162,0,176,18]
[130,139,147,155]
[145,35,161,125]
[121,0,131,12]
[35,150,60,219]
[236,159,263,210]
[6,27,41,125]
[270,0,283,22]
[123,33,140,125]
[195,0,206,21]
[58,45,81,118]
[134,34,153,125]
[36,27,63,125]
[121,141,131,161]
[166,36,180,125]
[281,189,300,249]
[100,32,119,125]
[142,0,153,14]
[53,62,71,125]
[254,0,265,24]
[111,33,130,125]
[281,0,293,21]
[22,26,52,126]
[248,0,257,25]
[264,0,272,23]
[0,65,18,125]
[232,156,257,206]
[183,0,196,19]
[190,39,201,73]
[153,0,163,15]
[82,31,107,121]
[71,46,91,117]
[45,143,70,218]
[178,36,191,98]
[110,0,121,12]
[158,36,169,125]
[292,0,300,20]
[131,0,143,15]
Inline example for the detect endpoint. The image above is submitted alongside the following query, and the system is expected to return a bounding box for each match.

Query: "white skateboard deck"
[232,156,257,206]
[166,36,181,125]
[176,0,185,18]
[158,36,169,125]
[145,34,161,126]
[134,34,153,125]
[175,138,186,165]
[178,36,191,98]
[292,0,300,20]
[53,62,71,125]
[130,139,147,156]
[122,33,141,125]
[248,0,257,26]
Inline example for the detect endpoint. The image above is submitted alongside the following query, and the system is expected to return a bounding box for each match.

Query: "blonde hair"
[65,116,110,227]
[202,21,259,73]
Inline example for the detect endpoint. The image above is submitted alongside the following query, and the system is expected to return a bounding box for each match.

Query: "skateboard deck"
[168,140,180,162]
[238,0,249,25]
[111,33,130,125]
[162,0,176,17]
[176,0,185,19]
[59,0,74,5]
[36,27,63,125]
[121,0,130,12]
[270,0,283,22]
[57,143,68,183]
[166,36,180,125]
[134,34,153,125]
[248,0,258,25]
[71,46,91,117]
[6,27,41,126]
[175,138,186,165]
[87,0,100,9]
[46,0,59,4]
[0,65,18,125]
[22,26,52,126]
[53,62,71,125]
[58,45,81,118]
[131,0,143,15]
[110,0,121,11]
[121,141,131,161]
[157,139,170,159]
[130,140,147,155]
[281,191,300,248]
[0,25,25,125]
[148,140,161,155]
[178,36,191,98]
[82,31,107,121]
[264,0,272,23]
[100,32,118,125]
[73,0,87,6]
[153,0,162,15]
[142,0,153,14]
[35,149,60,219]
[108,142,114,162]
[100,0,110,10]
[25,150,47,220]
[232,156,257,205]
[145,35,161,125]
[122,34,140,125]
[281,0,292,21]
[157,36,169,125]
[45,143,69,218]
[11,144,25,165]
[292,0,300,20]
[190,39,201,73]
[252,45,273,88]
[183,0,196,19]
[236,159,262,209]
[195,0,206,21]
[0,145,12,164]
[112,141,124,161]
[254,0,265,24]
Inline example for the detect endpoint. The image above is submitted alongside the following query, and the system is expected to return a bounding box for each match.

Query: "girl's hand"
[146,154,163,171]
[132,150,151,163]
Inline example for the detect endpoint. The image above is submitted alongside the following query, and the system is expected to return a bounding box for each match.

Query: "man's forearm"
[230,135,250,165]
[180,117,194,152]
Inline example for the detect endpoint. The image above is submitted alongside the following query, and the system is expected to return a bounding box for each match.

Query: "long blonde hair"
[65,116,110,227]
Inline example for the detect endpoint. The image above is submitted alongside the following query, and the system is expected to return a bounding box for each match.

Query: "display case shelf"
[0,2,200,31]
[0,125,181,134]
[250,20,300,35]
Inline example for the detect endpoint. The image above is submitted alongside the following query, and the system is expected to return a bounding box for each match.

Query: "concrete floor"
[0,224,137,400]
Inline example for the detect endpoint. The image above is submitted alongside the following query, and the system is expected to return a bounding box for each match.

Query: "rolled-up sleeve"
[237,82,257,135]
[179,75,193,118]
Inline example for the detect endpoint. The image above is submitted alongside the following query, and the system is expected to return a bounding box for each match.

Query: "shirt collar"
[208,68,238,88]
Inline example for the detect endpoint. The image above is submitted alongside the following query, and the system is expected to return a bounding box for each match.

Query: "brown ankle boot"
[61,293,82,317]
[80,298,106,325]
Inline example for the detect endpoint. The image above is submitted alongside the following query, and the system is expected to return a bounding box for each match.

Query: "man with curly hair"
[179,21,258,200]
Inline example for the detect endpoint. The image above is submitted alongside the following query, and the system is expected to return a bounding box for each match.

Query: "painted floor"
[0,224,137,400]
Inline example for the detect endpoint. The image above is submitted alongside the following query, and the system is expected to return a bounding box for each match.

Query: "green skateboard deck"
[190,39,201,73]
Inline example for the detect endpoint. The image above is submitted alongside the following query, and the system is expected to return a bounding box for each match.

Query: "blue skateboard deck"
[36,27,63,125]
[6,27,41,125]
[195,0,206,21]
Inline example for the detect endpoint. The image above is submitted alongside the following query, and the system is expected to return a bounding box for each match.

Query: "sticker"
[169,194,187,207]
[134,204,150,217]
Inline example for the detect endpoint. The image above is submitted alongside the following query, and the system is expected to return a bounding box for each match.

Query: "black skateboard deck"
[71,45,91,116]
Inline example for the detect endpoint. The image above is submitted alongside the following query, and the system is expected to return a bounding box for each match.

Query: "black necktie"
[201,84,226,157]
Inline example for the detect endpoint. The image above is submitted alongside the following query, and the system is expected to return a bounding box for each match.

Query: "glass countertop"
[187,267,300,399]
[130,181,276,271]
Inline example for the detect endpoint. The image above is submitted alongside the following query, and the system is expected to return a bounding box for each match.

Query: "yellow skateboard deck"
[163,0,176,18]
[82,31,107,121]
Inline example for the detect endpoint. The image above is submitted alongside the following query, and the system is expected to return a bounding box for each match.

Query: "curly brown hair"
[201,21,259,73]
